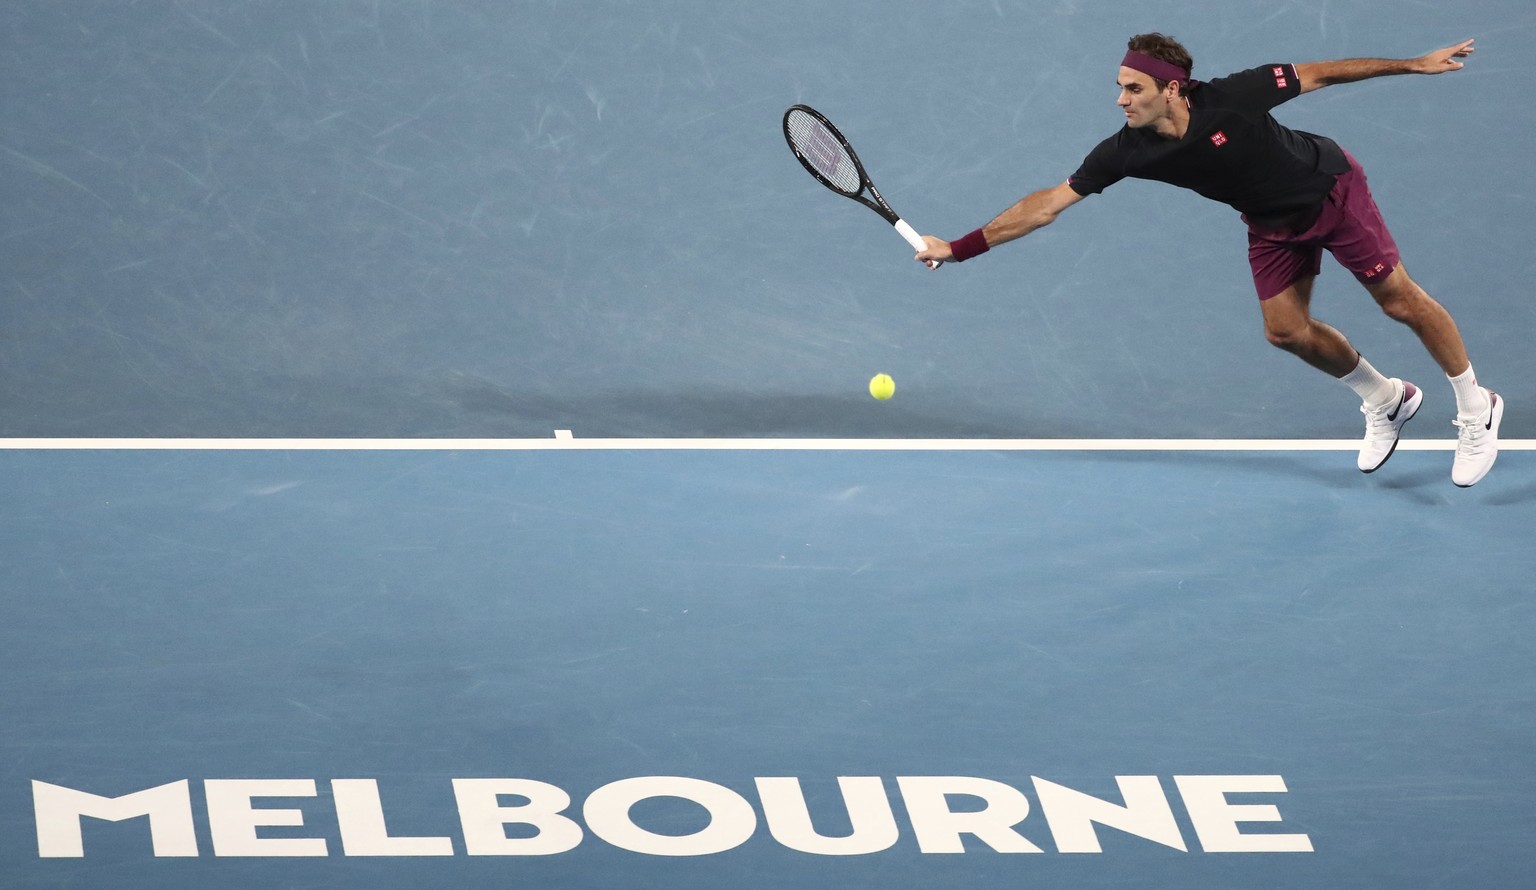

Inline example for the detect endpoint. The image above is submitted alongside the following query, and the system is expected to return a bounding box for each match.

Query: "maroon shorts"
[1245,149,1400,300]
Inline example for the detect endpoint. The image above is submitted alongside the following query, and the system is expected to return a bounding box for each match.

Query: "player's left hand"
[1417,39,1474,74]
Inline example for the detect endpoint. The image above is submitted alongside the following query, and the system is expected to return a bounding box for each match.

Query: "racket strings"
[785,110,860,194]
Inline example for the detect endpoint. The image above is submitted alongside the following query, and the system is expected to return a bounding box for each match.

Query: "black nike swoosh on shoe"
[1386,391,1404,422]
[1485,393,1498,430]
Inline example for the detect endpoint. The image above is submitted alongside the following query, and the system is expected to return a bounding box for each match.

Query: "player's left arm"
[1295,39,1474,94]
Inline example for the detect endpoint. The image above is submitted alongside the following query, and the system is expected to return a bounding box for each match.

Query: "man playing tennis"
[916,34,1502,486]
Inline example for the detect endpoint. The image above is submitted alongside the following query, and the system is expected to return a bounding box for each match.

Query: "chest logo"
[1210,131,1229,147]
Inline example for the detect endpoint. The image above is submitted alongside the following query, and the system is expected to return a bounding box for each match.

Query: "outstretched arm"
[915,181,1085,266]
[1295,39,1474,94]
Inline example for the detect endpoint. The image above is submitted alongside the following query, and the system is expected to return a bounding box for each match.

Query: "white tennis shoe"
[1451,388,1503,487]
[1358,378,1421,473]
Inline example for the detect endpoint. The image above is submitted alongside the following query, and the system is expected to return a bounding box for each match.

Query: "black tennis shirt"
[1068,63,1351,227]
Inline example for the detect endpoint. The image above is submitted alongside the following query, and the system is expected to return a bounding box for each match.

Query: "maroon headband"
[1121,50,1195,87]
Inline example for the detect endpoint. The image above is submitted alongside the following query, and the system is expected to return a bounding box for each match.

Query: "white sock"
[1448,365,1488,418]
[1339,355,1396,409]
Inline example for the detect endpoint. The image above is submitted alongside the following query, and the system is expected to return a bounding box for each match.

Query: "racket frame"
[781,104,936,266]
[783,104,900,224]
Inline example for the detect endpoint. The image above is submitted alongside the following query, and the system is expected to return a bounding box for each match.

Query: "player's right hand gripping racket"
[782,104,938,268]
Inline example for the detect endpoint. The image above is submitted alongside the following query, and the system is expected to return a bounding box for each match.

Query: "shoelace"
[1360,399,1400,438]
[1453,415,1487,456]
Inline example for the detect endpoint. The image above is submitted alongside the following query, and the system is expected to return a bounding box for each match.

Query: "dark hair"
[1127,33,1195,94]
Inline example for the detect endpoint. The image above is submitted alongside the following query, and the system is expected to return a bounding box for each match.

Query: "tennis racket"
[782,104,938,268]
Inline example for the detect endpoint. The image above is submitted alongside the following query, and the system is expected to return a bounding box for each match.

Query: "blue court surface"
[2,445,1534,889]
[3,1,1535,888]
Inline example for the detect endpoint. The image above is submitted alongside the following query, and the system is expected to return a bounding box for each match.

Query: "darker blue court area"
[1,0,1531,438]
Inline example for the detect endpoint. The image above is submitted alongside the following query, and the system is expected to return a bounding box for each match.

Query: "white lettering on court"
[33,780,198,858]
[30,773,1313,858]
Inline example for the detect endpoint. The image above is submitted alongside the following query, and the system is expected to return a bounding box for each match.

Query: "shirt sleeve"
[1204,63,1302,112]
[1067,132,1126,196]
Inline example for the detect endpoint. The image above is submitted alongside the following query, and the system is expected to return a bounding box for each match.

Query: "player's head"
[1117,33,1195,128]
[1124,33,1194,95]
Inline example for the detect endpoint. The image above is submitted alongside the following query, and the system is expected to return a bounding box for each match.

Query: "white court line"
[0,437,1532,451]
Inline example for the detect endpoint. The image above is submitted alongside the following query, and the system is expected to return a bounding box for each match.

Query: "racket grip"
[894,219,939,269]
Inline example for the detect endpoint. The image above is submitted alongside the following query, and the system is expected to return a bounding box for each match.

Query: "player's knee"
[1379,295,1418,325]
[1366,268,1427,324]
[1373,285,1426,326]
[1264,324,1307,353]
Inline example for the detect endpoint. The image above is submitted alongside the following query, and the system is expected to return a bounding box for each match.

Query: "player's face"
[1116,68,1173,128]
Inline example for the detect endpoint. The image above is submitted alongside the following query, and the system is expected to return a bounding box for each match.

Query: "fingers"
[915,235,950,269]
[1424,39,1474,74]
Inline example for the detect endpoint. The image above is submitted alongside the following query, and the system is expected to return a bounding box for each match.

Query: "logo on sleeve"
[1273,66,1289,89]
[1210,131,1228,147]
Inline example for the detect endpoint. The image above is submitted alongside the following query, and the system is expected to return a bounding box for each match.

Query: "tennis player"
[916,34,1502,486]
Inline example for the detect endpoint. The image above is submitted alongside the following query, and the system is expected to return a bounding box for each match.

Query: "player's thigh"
[1248,233,1322,301]
[1361,262,1424,310]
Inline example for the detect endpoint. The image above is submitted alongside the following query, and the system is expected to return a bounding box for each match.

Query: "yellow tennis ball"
[869,373,895,401]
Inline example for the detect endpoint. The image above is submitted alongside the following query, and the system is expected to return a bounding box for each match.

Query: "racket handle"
[894,219,940,269]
